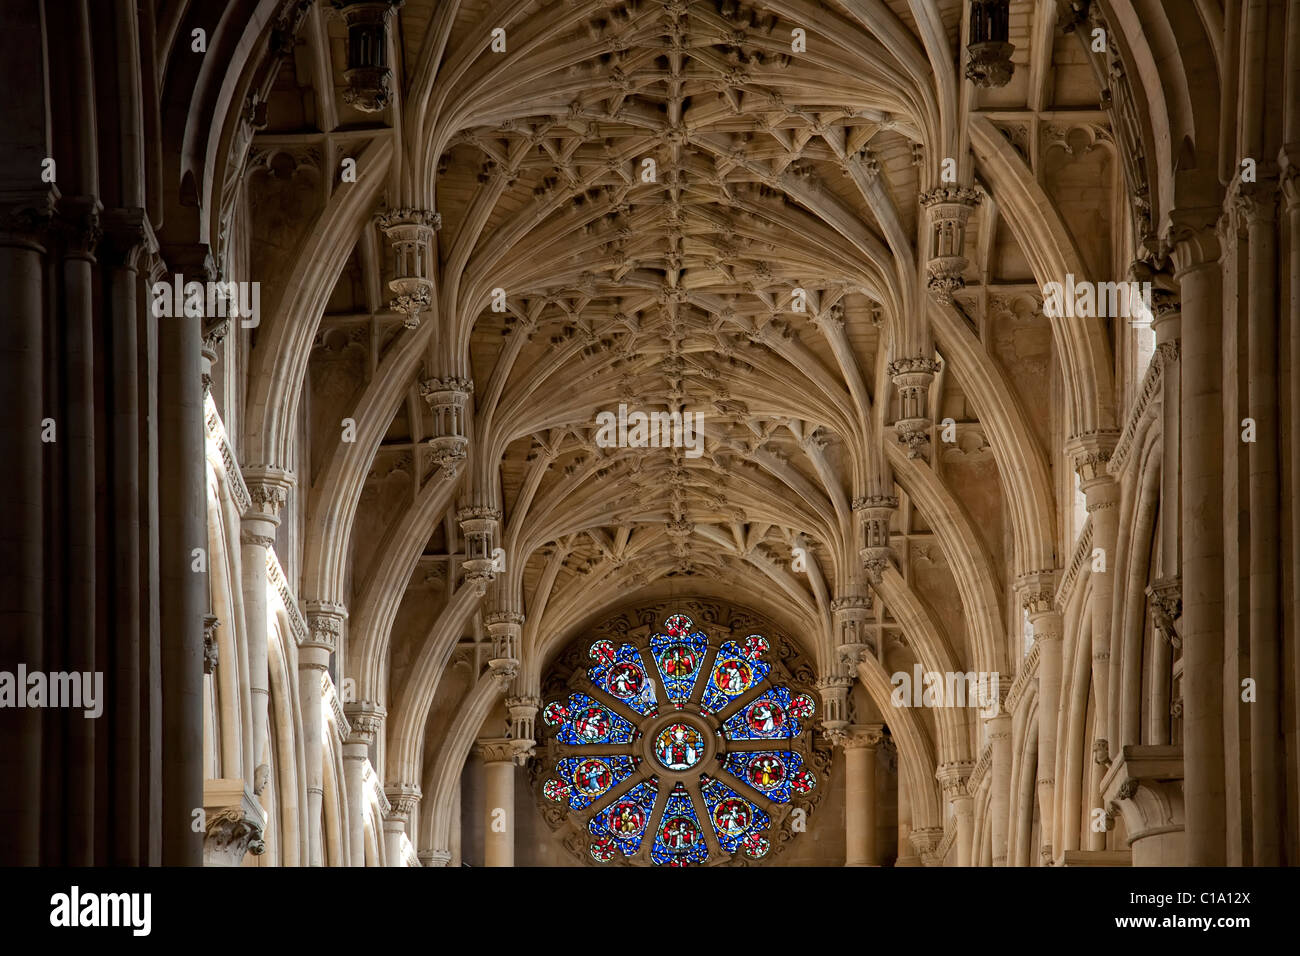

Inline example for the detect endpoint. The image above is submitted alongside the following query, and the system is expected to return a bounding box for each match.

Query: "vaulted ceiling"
[229,0,1126,796]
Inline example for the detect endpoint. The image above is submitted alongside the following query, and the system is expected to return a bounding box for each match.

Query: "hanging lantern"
[966,0,1015,88]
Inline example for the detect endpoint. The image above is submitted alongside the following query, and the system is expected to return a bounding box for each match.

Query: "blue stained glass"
[554,754,637,811]
[649,629,709,703]
[699,639,771,714]
[721,749,813,803]
[650,783,710,866]
[588,641,657,716]
[587,780,658,857]
[722,686,802,740]
[552,693,637,746]
[700,775,770,853]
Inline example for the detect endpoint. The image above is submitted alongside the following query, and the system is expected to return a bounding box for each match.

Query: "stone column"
[1283,158,1300,857]
[1171,215,1225,866]
[842,725,883,866]
[937,761,975,866]
[1018,572,1061,863]
[1238,183,1284,866]
[987,709,1013,865]
[1066,432,1120,853]
[302,601,346,866]
[1066,432,1120,740]
[59,199,102,865]
[0,194,52,865]
[383,785,420,866]
[478,738,517,867]
[156,244,210,866]
[241,467,293,796]
[101,211,154,864]
[343,701,383,866]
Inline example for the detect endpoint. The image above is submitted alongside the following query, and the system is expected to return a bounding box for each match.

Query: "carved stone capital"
[1015,570,1059,616]
[840,724,885,751]
[302,600,348,654]
[0,189,58,249]
[242,466,296,522]
[1065,431,1120,489]
[1165,207,1222,276]
[909,826,945,859]
[345,700,386,744]
[384,784,422,820]
[376,206,441,232]
[55,196,103,260]
[476,737,517,765]
[936,761,975,800]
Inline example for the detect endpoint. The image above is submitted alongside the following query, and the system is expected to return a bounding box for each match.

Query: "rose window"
[537,611,821,866]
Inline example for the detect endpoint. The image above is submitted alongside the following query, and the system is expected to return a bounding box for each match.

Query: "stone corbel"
[1099,744,1185,866]
[1146,576,1182,649]
[202,778,267,866]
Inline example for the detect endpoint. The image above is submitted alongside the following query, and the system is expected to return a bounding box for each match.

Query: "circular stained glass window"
[537,610,825,866]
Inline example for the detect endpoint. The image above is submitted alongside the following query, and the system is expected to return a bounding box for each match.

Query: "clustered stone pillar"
[842,725,884,866]
[938,761,975,866]
[478,739,517,867]
[302,601,346,866]
[421,376,473,478]
[1017,571,1062,864]
[240,467,294,797]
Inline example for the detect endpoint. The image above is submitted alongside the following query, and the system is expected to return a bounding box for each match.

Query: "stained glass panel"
[650,783,709,866]
[586,779,658,858]
[588,641,657,716]
[700,775,770,853]
[553,754,637,810]
[649,627,709,703]
[699,638,771,714]
[547,692,637,746]
[722,685,801,740]
[721,749,814,803]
